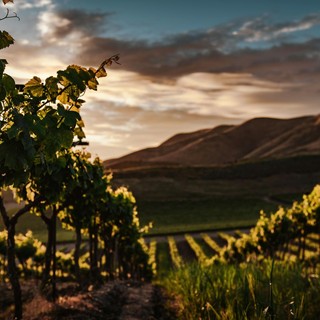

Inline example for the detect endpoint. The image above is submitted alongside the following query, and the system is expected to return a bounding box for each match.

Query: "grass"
[156,241,171,280]
[110,155,319,235]
[1,154,316,240]
[138,197,278,234]
[112,154,320,181]
[162,260,320,319]
[1,196,279,240]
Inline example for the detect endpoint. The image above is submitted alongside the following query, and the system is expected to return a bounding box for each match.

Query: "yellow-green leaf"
[87,78,98,90]
[24,76,44,97]
[57,91,70,104]
[74,127,86,139]
[77,119,85,128]
[95,67,107,78]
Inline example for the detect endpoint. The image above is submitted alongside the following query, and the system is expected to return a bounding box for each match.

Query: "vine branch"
[11,195,44,225]
[0,8,20,21]
[0,195,9,229]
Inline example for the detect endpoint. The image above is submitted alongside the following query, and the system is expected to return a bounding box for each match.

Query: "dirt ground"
[0,280,180,320]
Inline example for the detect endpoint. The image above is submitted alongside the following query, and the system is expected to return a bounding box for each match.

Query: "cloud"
[234,13,320,42]
[77,68,320,160]
[82,74,320,160]
[81,100,238,159]
[83,70,318,144]
[70,12,320,87]
[3,7,112,78]
[13,0,53,10]
[38,9,110,43]
[81,69,319,120]
[3,41,83,83]
[25,7,320,86]
[77,35,320,88]
[3,6,320,160]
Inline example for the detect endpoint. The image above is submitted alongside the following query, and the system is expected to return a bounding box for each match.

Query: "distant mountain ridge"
[104,115,320,169]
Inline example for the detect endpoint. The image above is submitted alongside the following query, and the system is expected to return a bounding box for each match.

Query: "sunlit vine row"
[0,230,83,279]
[185,234,212,266]
[218,185,320,264]
[218,232,235,245]
[168,236,183,268]
[148,240,157,275]
[201,233,222,253]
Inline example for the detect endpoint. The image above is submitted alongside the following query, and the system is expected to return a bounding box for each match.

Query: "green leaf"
[0,31,14,50]
[56,156,67,169]
[57,128,74,148]
[0,84,6,100]
[58,66,86,91]
[2,74,15,92]
[63,111,80,127]
[0,140,28,170]
[0,59,7,76]
[21,133,36,160]
[31,121,46,139]
[24,77,44,97]
[57,104,66,117]
[57,86,81,105]
[45,76,59,101]
[43,126,74,154]
[78,68,92,82]
[6,124,21,140]
[57,71,70,87]
[12,94,25,106]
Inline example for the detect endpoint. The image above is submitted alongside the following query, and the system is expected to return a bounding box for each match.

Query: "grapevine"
[168,236,183,268]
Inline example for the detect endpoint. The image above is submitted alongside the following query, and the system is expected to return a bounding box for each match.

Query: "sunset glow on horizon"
[1,0,320,159]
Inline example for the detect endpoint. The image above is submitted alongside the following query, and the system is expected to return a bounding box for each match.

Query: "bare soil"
[0,280,180,320]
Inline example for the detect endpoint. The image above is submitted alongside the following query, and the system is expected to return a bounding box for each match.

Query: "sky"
[1,0,320,160]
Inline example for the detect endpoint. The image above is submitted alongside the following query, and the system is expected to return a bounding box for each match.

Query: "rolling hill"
[103,115,320,234]
[104,115,320,169]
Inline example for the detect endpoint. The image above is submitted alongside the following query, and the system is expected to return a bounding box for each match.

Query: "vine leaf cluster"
[0,5,143,320]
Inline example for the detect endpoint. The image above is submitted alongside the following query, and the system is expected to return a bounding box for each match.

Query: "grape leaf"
[0,59,7,76]
[95,67,107,78]
[63,110,80,127]
[45,76,59,101]
[0,84,6,100]
[24,77,44,97]
[0,31,14,50]
[2,74,15,92]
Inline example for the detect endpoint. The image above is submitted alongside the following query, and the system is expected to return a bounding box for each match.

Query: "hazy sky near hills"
[1,0,320,160]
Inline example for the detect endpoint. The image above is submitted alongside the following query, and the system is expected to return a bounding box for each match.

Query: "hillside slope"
[103,115,320,234]
[104,115,320,169]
